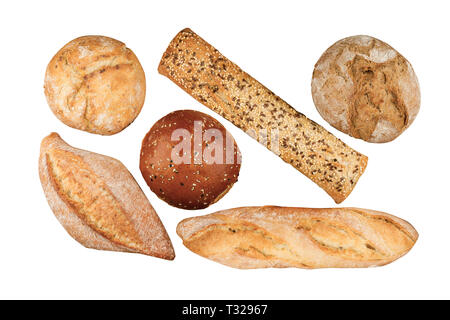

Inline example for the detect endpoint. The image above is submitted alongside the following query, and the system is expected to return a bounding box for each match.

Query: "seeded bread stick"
[158,28,368,203]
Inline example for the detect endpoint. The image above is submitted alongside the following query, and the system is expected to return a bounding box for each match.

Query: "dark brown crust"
[139,110,241,210]
[158,29,368,203]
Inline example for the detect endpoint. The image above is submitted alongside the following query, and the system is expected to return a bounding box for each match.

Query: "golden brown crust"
[140,110,241,210]
[312,35,420,143]
[39,133,175,260]
[44,36,146,135]
[177,206,418,269]
[159,29,367,203]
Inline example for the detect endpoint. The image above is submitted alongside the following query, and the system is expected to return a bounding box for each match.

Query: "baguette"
[159,28,368,203]
[39,133,175,260]
[177,206,418,269]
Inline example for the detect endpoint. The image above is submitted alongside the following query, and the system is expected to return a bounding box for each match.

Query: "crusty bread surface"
[159,28,367,203]
[177,206,418,269]
[312,35,420,143]
[39,132,175,259]
[44,36,146,135]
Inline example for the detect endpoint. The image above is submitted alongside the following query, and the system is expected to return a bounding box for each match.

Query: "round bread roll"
[44,35,146,135]
[140,110,241,210]
[311,35,420,143]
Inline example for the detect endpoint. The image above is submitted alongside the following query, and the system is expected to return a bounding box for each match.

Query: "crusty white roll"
[44,36,146,135]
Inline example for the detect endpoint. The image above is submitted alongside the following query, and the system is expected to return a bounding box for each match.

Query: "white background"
[1,0,448,299]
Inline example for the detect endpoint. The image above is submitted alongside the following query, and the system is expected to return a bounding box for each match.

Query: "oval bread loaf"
[39,133,175,259]
[177,206,418,269]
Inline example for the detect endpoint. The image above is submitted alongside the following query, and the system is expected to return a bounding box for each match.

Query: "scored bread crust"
[44,36,146,135]
[177,206,418,269]
[158,28,368,203]
[39,132,175,259]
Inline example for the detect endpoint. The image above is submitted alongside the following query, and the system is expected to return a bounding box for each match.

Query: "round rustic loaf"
[140,110,241,210]
[311,35,420,143]
[44,35,146,135]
